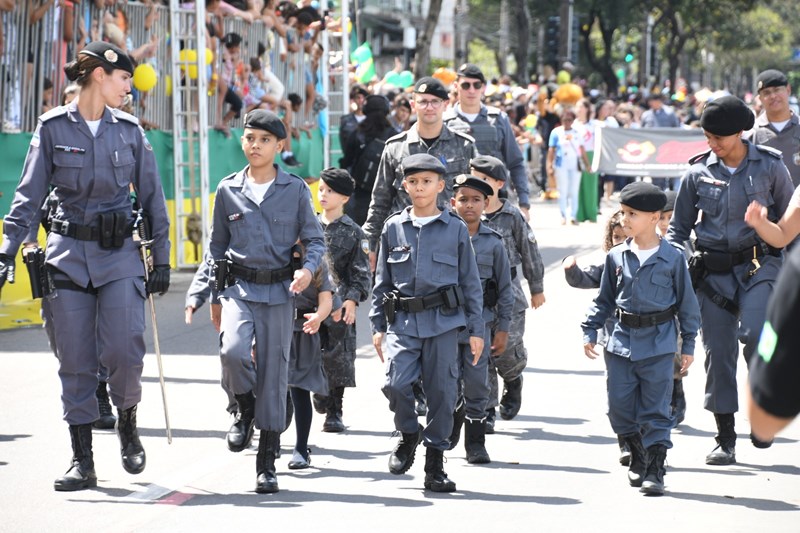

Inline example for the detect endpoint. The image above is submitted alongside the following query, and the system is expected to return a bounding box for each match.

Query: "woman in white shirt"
[547,108,590,225]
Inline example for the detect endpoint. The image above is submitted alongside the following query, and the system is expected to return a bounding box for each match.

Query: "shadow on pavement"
[666,491,800,511]
[413,488,582,505]
[524,367,605,377]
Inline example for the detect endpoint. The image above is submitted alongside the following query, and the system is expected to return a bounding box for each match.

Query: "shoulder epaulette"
[754,144,783,159]
[688,149,712,165]
[451,128,476,143]
[110,107,140,126]
[39,106,69,123]
[220,172,237,182]
[442,109,459,122]
[385,131,408,144]
[288,172,305,181]
[485,106,501,116]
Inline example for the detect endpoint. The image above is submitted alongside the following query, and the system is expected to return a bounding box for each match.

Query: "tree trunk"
[580,8,618,94]
[511,0,530,84]
[413,0,444,79]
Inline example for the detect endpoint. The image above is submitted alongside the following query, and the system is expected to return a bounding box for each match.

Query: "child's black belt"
[616,307,676,328]
[229,262,293,284]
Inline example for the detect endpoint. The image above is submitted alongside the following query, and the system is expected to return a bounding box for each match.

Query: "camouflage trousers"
[487,311,528,410]
[320,317,357,389]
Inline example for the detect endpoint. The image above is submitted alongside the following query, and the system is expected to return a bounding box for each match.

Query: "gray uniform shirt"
[747,113,800,187]
[667,141,794,253]
[1,103,170,287]
[444,103,530,207]
[471,221,513,332]
[362,124,477,249]
[209,165,325,304]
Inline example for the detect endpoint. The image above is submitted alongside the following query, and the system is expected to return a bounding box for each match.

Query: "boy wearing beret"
[314,168,372,432]
[471,154,545,429]
[448,175,514,464]
[371,153,484,492]
[209,109,325,493]
[583,181,701,496]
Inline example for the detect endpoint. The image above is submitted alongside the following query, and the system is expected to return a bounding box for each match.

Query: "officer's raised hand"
[289,267,313,294]
[0,253,15,290]
[146,264,171,295]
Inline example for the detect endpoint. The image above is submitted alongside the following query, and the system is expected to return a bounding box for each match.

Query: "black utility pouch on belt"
[440,285,465,309]
[687,251,707,290]
[213,259,231,291]
[24,247,52,299]
[483,279,499,308]
[383,291,398,324]
[99,211,128,249]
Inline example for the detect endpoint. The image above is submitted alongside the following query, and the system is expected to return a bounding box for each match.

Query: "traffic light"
[545,16,560,68]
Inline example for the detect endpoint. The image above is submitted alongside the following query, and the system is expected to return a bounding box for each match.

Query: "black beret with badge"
[470,154,508,182]
[700,95,755,137]
[457,63,486,84]
[320,167,355,197]
[413,77,449,100]
[453,174,493,198]
[78,41,134,75]
[756,69,789,91]
[401,153,446,177]
[243,109,287,139]
[619,181,667,213]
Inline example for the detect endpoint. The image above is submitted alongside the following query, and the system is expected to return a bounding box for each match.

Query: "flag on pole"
[350,42,376,84]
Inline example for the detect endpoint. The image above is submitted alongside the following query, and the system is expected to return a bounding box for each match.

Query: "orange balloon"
[553,83,583,106]
[433,67,457,86]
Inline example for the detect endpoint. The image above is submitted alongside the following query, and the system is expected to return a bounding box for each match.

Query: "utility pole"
[498,0,509,75]
[558,0,574,66]
[454,0,469,66]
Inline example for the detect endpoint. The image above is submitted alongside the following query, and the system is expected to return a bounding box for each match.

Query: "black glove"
[146,264,170,295]
[0,253,15,289]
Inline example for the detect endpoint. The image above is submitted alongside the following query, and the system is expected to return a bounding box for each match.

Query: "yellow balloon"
[165,74,172,97]
[133,63,157,92]
[178,49,200,79]
[205,48,214,65]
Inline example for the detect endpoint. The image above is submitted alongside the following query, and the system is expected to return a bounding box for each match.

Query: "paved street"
[1,197,798,532]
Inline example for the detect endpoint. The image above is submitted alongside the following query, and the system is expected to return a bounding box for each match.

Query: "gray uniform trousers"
[699,271,773,414]
[605,350,674,449]
[382,328,459,451]
[458,324,492,419]
[219,297,293,432]
[49,275,146,425]
[487,309,527,409]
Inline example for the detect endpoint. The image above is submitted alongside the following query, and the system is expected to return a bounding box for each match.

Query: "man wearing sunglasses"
[363,76,477,272]
[445,64,531,220]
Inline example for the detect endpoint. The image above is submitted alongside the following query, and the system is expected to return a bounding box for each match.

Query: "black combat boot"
[464,418,491,464]
[227,391,256,452]
[388,424,423,475]
[92,381,117,430]
[671,379,687,425]
[413,381,427,417]
[623,432,648,487]
[312,393,329,415]
[322,387,345,433]
[447,400,466,450]
[54,424,97,491]
[485,408,496,434]
[255,430,280,494]
[423,447,456,492]
[706,413,736,465]
[617,435,631,467]
[640,444,668,496]
[499,375,523,420]
[117,405,146,474]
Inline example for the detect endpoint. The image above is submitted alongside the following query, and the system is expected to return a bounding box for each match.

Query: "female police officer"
[667,95,793,465]
[0,42,171,491]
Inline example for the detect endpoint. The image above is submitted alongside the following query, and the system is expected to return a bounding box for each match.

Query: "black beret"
[663,190,677,212]
[243,109,287,138]
[413,77,449,100]
[700,95,754,136]
[78,41,134,75]
[401,153,446,177]
[320,167,354,197]
[453,174,493,198]
[619,181,667,212]
[363,94,390,115]
[756,69,788,91]
[470,155,507,182]
[457,63,485,84]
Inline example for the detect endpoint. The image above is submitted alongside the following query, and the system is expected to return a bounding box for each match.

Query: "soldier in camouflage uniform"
[313,168,372,432]
[362,77,477,271]
[471,155,545,432]
[444,64,531,219]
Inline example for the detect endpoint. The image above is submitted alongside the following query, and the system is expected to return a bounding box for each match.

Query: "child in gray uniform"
[582,182,700,496]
